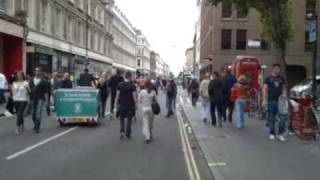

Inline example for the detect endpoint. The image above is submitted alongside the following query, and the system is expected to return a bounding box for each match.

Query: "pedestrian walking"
[12,72,30,135]
[263,64,287,141]
[189,79,200,107]
[60,73,73,89]
[115,71,137,139]
[97,72,109,119]
[232,75,249,129]
[222,68,237,123]
[199,73,211,123]
[166,79,177,118]
[29,67,49,134]
[5,73,16,117]
[0,71,7,104]
[45,74,52,116]
[109,69,124,119]
[208,72,225,127]
[139,80,157,144]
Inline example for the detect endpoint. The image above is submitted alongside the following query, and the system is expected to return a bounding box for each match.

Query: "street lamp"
[307,12,318,100]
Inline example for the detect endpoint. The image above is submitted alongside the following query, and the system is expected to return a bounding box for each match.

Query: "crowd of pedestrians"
[0,67,176,144]
[193,64,288,142]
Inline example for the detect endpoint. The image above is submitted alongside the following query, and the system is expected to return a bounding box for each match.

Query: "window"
[221,29,232,50]
[306,0,316,19]
[261,40,270,50]
[237,9,248,19]
[54,7,63,37]
[222,2,232,19]
[15,0,28,12]
[40,0,49,33]
[236,29,247,50]
[68,16,74,42]
[305,31,313,52]
[137,59,141,67]
[0,0,6,12]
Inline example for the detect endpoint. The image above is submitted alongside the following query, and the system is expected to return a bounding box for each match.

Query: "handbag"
[151,96,161,115]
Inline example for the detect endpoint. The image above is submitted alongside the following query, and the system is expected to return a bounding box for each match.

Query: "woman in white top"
[139,80,157,144]
[12,72,30,135]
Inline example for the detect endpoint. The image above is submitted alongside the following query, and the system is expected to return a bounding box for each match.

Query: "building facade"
[185,47,195,75]
[135,29,151,76]
[112,5,136,73]
[198,0,318,86]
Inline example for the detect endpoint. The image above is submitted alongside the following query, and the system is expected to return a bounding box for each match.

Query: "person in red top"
[234,75,249,129]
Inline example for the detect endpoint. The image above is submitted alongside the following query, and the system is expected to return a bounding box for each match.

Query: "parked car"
[290,76,320,97]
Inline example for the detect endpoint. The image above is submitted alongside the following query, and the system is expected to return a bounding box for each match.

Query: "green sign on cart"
[55,89,98,118]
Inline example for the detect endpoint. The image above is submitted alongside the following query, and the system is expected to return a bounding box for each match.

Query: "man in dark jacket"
[208,72,224,127]
[166,80,177,118]
[109,69,124,118]
[222,68,237,123]
[29,67,48,133]
[60,73,73,89]
[79,68,95,87]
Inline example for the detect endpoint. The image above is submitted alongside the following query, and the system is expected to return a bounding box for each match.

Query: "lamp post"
[307,12,318,100]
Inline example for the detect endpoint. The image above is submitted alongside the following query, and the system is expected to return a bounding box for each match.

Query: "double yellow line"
[177,108,201,180]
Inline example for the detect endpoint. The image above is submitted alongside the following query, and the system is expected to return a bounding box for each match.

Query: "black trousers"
[210,101,224,126]
[99,95,108,118]
[6,95,14,113]
[110,90,116,114]
[223,101,234,122]
[119,106,134,137]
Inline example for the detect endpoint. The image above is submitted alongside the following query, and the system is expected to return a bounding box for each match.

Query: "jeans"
[14,101,27,126]
[119,106,135,137]
[141,108,154,140]
[210,101,224,126]
[167,97,175,116]
[0,89,6,104]
[201,99,210,122]
[235,99,246,128]
[191,94,198,106]
[32,99,44,130]
[99,95,108,118]
[268,100,287,135]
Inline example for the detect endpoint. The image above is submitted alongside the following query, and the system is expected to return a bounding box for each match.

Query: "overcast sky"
[115,0,198,75]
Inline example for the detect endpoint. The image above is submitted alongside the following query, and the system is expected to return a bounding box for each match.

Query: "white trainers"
[4,110,13,117]
[277,135,286,142]
[269,134,275,140]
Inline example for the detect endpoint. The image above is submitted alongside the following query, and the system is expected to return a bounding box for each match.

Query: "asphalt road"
[0,92,191,180]
[178,88,320,180]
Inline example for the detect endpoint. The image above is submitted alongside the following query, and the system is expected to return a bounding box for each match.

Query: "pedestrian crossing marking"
[208,162,227,167]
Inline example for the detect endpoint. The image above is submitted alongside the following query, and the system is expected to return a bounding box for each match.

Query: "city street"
[0,91,213,180]
[179,89,320,180]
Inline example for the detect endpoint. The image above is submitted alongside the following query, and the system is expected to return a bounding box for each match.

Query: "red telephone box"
[231,56,260,91]
[231,56,261,112]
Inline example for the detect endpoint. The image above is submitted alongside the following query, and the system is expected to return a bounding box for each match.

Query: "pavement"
[178,88,320,180]
[0,91,194,180]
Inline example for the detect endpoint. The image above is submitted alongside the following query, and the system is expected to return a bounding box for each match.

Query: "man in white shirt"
[0,72,7,104]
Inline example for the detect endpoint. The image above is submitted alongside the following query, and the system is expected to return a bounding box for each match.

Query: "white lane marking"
[179,96,185,104]
[177,109,201,180]
[177,109,195,180]
[5,127,78,160]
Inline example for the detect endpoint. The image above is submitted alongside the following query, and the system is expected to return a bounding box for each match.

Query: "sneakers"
[277,135,286,142]
[4,110,13,117]
[269,134,275,140]
[120,132,125,139]
[269,134,286,142]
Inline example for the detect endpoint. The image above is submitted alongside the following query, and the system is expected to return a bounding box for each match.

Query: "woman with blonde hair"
[233,75,249,129]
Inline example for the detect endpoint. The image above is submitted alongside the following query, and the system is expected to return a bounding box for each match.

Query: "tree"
[207,0,294,79]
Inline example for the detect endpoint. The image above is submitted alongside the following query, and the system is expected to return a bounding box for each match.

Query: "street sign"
[309,20,317,43]
[248,39,261,49]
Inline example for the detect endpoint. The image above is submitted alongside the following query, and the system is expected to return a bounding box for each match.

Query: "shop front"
[0,17,24,77]
[26,44,55,76]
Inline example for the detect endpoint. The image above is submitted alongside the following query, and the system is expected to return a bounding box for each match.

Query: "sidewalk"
[179,95,320,180]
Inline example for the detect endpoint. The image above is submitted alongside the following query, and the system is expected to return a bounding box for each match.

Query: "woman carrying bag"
[139,80,158,144]
[12,72,30,135]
